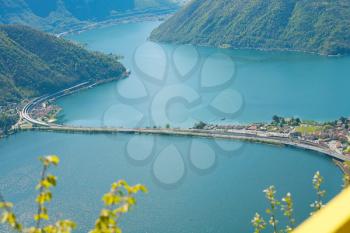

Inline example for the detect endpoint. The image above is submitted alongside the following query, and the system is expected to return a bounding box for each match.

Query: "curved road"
[21,85,349,162]
[21,82,90,127]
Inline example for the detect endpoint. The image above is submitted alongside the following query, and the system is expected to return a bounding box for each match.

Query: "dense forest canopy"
[0,24,125,106]
[150,0,350,55]
[0,0,180,32]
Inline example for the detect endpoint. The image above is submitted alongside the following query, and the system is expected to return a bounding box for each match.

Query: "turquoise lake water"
[57,21,350,127]
[0,21,349,233]
[0,132,343,233]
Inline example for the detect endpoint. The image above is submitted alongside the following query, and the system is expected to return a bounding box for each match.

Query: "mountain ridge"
[0,0,180,33]
[150,0,350,55]
[0,24,125,106]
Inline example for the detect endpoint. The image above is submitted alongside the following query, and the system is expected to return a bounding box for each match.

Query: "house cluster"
[196,116,350,158]
[31,102,61,123]
[299,119,350,156]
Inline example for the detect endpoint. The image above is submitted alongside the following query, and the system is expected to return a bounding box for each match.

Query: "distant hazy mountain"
[150,0,350,55]
[0,0,179,32]
[0,25,125,105]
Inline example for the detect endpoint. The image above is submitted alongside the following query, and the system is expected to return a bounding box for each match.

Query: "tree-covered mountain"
[0,24,125,105]
[0,0,180,32]
[150,0,350,55]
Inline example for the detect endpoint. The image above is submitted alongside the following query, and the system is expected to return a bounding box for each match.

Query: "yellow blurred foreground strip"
[294,187,350,233]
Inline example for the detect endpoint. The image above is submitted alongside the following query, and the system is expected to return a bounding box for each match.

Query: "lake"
[58,21,350,127]
[0,20,348,233]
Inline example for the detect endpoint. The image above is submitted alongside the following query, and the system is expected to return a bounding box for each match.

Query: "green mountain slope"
[0,0,179,33]
[0,24,125,105]
[150,0,350,55]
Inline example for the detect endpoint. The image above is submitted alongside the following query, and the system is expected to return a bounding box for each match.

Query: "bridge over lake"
[25,125,349,162]
[19,84,350,162]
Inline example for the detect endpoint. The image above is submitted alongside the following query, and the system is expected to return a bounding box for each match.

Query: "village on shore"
[193,116,350,158]
[1,97,350,161]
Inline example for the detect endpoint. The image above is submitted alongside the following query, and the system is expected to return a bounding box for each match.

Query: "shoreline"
[1,77,124,138]
[18,124,349,162]
[56,8,175,38]
[151,40,344,57]
[2,15,349,168]
[52,9,340,58]
[13,69,129,131]
[12,76,349,165]
[41,78,119,123]
[334,159,350,175]
[15,87,350,163]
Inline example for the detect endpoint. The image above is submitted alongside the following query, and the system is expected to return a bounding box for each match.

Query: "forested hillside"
[150,0,350,55]
[0,0,179,32]
[0,24,125,106]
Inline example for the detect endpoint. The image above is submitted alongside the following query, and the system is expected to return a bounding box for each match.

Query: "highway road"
[20,82,349,162]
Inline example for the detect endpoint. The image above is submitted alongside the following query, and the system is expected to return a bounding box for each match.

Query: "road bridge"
[27,125,350,162]
[20,82,350,162]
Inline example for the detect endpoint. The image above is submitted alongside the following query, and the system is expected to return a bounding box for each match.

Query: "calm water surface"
[0,132,343,233]
[57,21,350,127]
[0,21,348,233]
